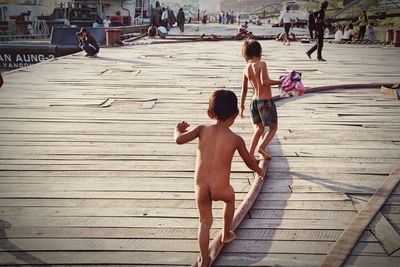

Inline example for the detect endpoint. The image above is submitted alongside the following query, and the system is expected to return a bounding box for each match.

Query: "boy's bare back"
[195,124,241,201]
[244,60,273,100]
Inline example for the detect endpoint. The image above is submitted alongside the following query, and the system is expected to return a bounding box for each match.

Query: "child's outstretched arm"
[174,121,202,145]
[261,61,282,87]
[240,74,248,118]
[236,136,265,179]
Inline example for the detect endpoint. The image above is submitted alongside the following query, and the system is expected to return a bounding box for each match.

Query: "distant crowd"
[332,11,376,43]
[308,9,376,44]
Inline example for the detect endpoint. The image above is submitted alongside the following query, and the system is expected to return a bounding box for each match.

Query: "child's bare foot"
[197,256,210,267]
[221,230,236,244]
[258,148,272,160]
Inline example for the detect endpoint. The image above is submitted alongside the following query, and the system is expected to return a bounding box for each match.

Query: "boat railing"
[133,15,143,26]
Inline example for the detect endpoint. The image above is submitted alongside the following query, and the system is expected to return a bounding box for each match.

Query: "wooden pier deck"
[0,40,400,266]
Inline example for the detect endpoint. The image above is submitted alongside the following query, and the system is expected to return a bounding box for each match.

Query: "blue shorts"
[250,99,278,126]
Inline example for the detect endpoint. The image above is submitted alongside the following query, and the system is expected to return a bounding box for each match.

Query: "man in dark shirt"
[306,1,329,61]
[76,28,100,57]
[308,11,317,39]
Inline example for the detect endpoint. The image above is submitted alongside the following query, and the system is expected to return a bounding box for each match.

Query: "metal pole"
[99,0,102,18]
[141,0,144,24]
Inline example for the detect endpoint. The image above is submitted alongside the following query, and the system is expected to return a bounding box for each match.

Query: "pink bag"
[279,71,304,97]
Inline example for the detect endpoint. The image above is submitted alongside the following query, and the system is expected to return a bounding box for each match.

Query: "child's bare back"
[244,60,273,100]
[195,124,239,201]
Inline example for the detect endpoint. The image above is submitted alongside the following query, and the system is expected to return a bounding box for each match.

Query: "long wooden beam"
[320,161,400,267]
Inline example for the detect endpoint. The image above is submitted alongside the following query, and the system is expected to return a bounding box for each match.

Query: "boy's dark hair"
[209,90,239,121]
[242,39,262,60]
[321,1,329,10]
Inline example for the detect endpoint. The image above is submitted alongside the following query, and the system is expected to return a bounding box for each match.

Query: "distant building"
[220,0,284,12]
[0,0,65,20]
[199,0,220,12]
[158,0,200,14]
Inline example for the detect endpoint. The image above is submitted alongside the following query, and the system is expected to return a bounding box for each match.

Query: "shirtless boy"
[240,39,282,160]
[175,90,264,267]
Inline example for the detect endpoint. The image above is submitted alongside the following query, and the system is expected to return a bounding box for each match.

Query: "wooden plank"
[352,197,400,255]
[0,199,356,211]
[249,210,356,221]
[214,253,400,267]
[369,213,400,255]
[320,161,400,267]
[0,238,199,252]
[223,240,386,255]
[233,229,376,242]
[0,216,221,228]
[0,227,375,242]
[238,218,349,230]
[0,207,357,221]
[99,98,115,108]
[0,207,208,218]
[0,238,385,255]
[252,200,356,211]
[0,199,231,209]
[0,251,198,265]
[0,180,249,193]
[0,170,251,179]
[141,100,157,109]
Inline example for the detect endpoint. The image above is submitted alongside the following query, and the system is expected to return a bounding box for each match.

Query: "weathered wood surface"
[216,86,400,266]
[352,197,400,256]
[1,40,400,266]
[320,163,400,267]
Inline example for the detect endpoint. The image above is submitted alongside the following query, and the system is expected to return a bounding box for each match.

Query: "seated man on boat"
[76,28,100,58]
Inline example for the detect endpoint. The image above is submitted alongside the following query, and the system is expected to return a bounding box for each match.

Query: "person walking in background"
[202,10,208,24]
[197,9,200,23]
[177,8,185,32]
[306,1,329,61]
[188,10,192,23]
[282,6,294,46]
[357,10,368,41]
[308,10,316,39]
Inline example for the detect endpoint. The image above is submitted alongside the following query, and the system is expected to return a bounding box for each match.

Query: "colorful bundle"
[279,71,305,97]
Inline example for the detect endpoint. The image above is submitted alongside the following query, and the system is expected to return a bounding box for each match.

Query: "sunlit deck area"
[0,39,400,266]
